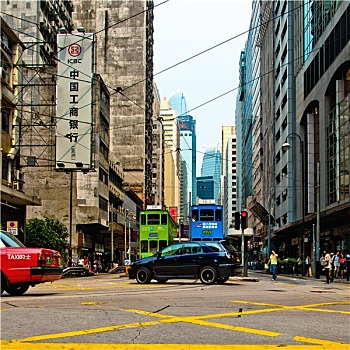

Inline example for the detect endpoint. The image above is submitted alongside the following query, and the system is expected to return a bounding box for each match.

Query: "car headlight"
[225,252,233,260]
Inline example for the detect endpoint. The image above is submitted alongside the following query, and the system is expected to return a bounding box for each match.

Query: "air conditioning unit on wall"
[12,181,19,190]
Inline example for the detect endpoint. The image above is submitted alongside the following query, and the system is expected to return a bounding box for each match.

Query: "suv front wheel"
[199,266,217,284]
[135,267,152,284]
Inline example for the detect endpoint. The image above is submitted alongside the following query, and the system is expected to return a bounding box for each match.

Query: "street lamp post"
[128,214,132,263]
[124,210,134,264]
[110,204,114,263]
[282,133,305,276]
[124,208,127,263]
[69,171,73,267]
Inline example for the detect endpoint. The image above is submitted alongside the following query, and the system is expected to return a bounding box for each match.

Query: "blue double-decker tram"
[190,203,224,241]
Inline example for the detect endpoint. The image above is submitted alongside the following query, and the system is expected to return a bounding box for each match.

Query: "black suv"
[128,240,240,285]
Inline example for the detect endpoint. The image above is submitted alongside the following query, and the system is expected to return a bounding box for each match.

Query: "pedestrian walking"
[323,251,332,284]
[329,252,334,281]
[333,251,340,279]
[339,253,346,279]
[268,250,278,281]
[305,256,312,277]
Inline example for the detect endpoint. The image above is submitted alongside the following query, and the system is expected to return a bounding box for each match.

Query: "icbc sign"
[68,44,81,57]
[56,33,93,171]
[68,44,82,64]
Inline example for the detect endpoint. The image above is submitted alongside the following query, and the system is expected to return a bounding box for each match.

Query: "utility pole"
[128,217,131,263]
[111,204,114,263]
[316,161,321,278]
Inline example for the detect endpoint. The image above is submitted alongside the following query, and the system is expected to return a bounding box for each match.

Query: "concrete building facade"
[160,97,180,214]
[72,0,155,207]
[1,17,41,237]
[221,129,237,234]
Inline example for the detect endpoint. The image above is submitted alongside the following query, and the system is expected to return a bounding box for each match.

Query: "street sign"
[7,221,18,235]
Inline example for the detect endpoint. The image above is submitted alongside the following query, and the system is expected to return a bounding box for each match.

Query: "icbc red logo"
[68,44,81,57]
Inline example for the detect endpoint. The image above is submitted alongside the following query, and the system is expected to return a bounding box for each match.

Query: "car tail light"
[38,251,46,266]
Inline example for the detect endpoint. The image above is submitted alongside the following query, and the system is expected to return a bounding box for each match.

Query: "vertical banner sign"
[169,207,178,222]
[56,33,94,170]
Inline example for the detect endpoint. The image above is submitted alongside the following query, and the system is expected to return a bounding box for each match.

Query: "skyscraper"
[197,147,222,205]
[221,126,237,234]
[179,115,197,223]
[160,97,181,214]
[169,90,188,117]
[169,91,196,224]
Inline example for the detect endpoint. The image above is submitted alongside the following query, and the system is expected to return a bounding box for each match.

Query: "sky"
[153,0,253,174]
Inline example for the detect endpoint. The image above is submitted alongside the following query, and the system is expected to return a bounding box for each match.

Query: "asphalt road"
[1,272,349,350]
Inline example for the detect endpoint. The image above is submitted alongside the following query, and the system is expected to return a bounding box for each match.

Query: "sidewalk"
[245,269,350,284]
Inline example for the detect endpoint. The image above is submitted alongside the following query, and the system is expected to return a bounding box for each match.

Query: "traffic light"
[241,210,248,230]
[234,211,240,230]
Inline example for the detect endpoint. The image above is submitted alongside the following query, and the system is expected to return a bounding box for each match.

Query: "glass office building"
[169,91,197,222]
[197,148,222,204]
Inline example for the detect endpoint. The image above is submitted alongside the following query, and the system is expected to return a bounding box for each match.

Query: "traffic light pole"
[241,227,248,277]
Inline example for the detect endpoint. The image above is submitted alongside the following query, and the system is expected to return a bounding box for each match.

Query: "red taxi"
[0,230,63,296]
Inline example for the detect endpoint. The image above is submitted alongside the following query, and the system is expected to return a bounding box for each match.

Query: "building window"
[99,167,108,185]
[2,156,9,182]
[1,105,10,133]
[99,139,109,160]
[99,196,108,212]
[327,89,350,204]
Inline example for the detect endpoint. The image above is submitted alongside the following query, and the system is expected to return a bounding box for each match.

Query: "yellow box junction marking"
[1,300,349,349]
[230,300,350,315]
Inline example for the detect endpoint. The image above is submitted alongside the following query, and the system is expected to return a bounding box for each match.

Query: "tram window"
[161,214,167,225]
[150,240,158,254]
[192,238,201,241]
[141,240,148,253]
[148,214,160,225]
[215,209,222,221]
[159,240,167,250]
[192,209,199,221]
[200,209,214,221]
[141,214,146,225]
[203,238,212,241]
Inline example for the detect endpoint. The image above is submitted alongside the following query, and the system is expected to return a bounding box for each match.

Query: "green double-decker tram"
[139,209,178,258]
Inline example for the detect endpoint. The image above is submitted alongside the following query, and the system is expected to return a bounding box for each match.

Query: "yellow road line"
[125,307,286,319]
[2,341,350,350]
[294,336,348,345]
[124,309,280,337]
[116,309,282,337]
[231,300,350,314]
[161,317,280,337]
[20,320,165,342]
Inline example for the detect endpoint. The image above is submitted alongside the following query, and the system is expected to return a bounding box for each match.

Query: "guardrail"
[61,267,94,278]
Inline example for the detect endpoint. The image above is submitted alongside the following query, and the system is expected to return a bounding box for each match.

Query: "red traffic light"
[241,210,248,229]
